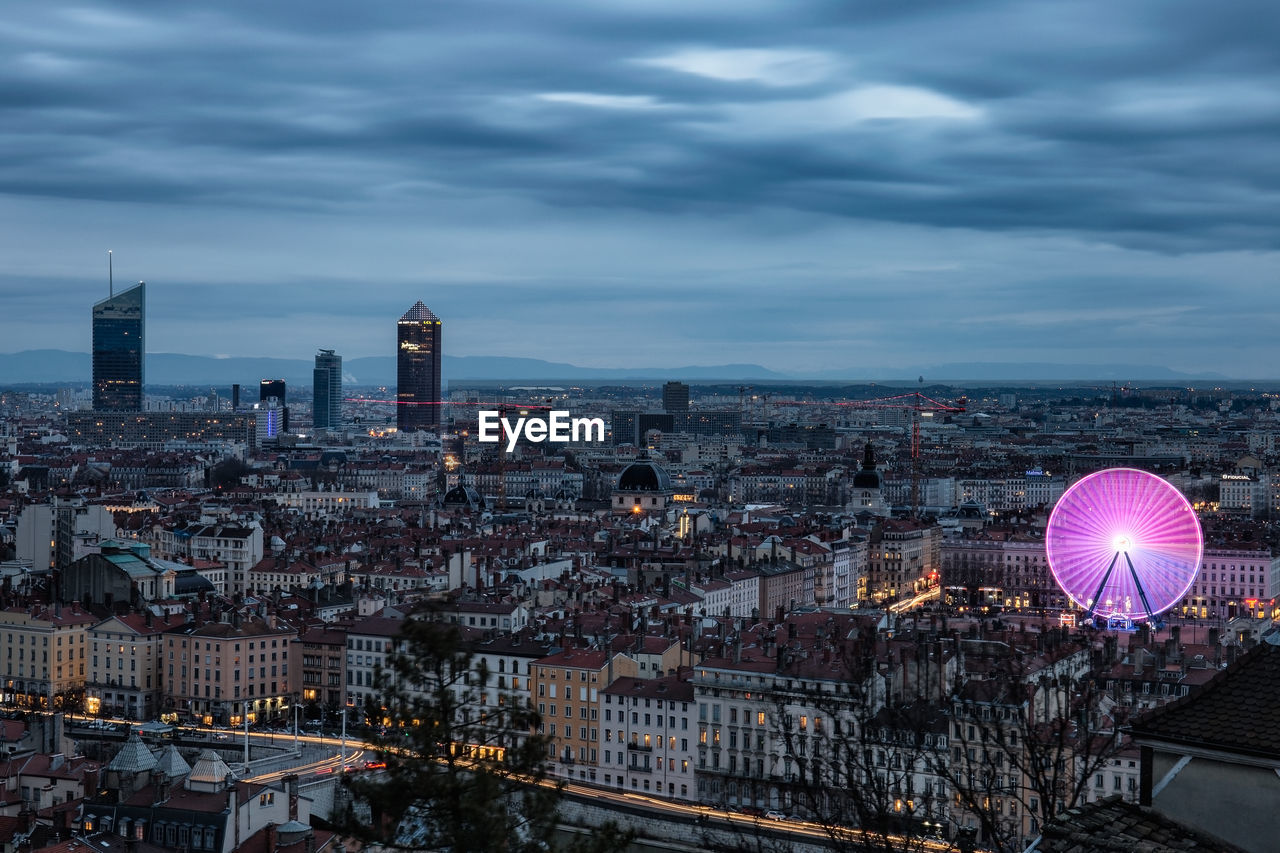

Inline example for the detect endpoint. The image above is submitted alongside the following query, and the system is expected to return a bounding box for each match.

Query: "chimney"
[265,823,278,852]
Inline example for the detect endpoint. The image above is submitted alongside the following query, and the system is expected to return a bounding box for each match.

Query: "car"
[764,811,787,821]
[739,806,764,817]
[364,760,387,770]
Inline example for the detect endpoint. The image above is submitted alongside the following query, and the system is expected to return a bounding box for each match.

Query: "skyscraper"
[662,381,690,413]
[92,281,145,411]
[260,379,286,405]
[260,378,288,432]
[397,301,442,433]
[313,349,342,430]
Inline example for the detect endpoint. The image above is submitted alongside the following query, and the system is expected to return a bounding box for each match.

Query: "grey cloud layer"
[0,1,1277,374]
[2,0,1276,249]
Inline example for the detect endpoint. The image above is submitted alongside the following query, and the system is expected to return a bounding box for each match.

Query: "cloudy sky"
[1,1,1277,376]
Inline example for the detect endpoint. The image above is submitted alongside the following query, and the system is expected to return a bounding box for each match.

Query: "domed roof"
[441,484,485,510]
[616,460,672,493]
[853,469,883,489]
[852,441,883,489]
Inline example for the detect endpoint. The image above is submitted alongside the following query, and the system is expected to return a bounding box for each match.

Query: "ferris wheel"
[1046,468,1202,628]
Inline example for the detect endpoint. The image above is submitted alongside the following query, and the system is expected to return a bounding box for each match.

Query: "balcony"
[627,741,653,751]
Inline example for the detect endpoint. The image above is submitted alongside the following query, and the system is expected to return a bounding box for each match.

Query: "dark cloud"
[0,0,1276,374]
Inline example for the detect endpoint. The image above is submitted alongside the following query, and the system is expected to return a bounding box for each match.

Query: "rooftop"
[399,301,440,323]
[1036,796,1246,853]
[1131,643,1280,762]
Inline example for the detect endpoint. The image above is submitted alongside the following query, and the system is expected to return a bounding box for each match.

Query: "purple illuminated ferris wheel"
[1046,468,1202,627]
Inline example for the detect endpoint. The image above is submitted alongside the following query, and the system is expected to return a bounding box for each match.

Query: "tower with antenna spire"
[92,280,145,411]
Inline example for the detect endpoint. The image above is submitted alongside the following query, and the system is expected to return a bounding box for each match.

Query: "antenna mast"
[108,250,113,297]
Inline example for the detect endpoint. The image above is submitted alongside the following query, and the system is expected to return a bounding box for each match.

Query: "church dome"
[852,441,883,489]
[441,484,485,511]
[616,460,672,493]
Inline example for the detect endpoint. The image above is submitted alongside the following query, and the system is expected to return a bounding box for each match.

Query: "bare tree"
[709,622,1123,853]
[930,631,1125,852]
[335,616,630,853]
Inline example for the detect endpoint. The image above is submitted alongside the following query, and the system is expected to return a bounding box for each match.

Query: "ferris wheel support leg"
[1085,552,1122,621]
[1123,552,1162,627]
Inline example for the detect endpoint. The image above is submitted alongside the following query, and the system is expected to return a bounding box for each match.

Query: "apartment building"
[162,614,297,725]
[86,612,167,721]
[0,605,96,709]
[296,625,347,711]
[600,675,697,799]
[531,648,637,783]
[148,522,264,595]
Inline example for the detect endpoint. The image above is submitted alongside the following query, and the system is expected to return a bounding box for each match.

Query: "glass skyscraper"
[397,301,442,433]
[92,282,145,411]
[313,349,342,430]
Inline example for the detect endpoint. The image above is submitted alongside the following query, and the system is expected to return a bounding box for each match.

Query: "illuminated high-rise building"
[397,301,442,432]
[92,281,145,411]
[260,379,286,405]
[260,378,288,431]
[313,349,342,430]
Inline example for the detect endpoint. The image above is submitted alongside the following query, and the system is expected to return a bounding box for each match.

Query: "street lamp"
[340,705,348,769]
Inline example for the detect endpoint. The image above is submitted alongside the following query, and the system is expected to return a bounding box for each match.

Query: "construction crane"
[839,392,966,518]
[737,385,752,425]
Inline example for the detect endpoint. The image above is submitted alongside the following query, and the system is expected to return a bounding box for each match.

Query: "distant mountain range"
[0,350,1232,386]
[0,350,785,386]
[832,362,1231,382]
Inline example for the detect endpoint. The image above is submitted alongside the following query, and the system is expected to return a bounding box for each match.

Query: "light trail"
[889,586,941,614]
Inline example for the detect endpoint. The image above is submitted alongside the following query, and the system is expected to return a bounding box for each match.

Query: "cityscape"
[2,3,1278,853]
